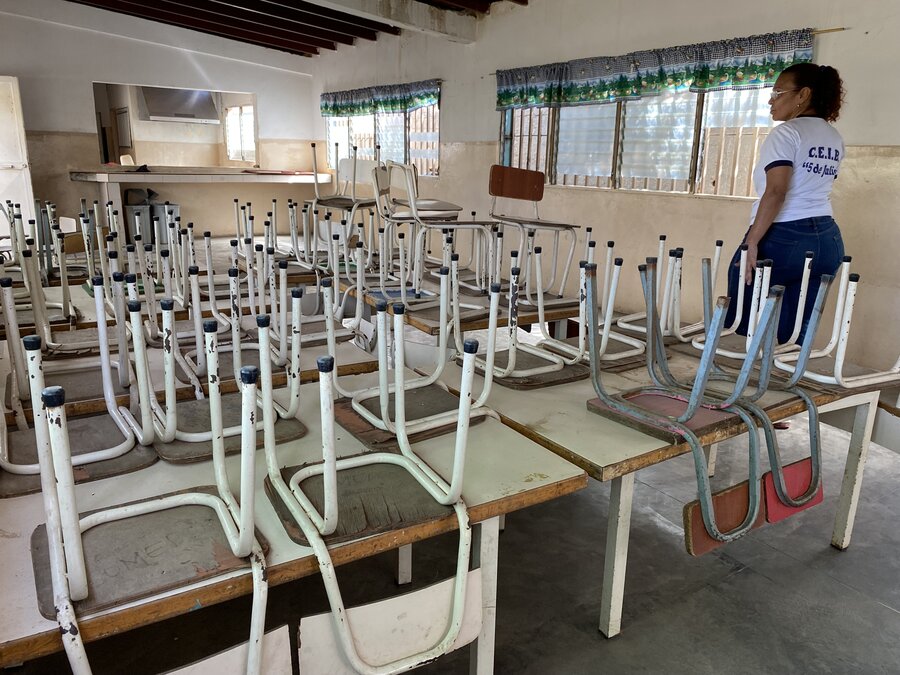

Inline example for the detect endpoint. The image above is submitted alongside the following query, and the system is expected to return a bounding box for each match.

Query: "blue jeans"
[725,216,844,345]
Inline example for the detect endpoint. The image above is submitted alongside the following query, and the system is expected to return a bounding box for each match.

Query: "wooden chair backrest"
[58,216,85,253]
[489,164,545,202]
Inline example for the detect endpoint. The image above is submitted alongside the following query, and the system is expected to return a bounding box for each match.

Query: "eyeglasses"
[769,88,799,100]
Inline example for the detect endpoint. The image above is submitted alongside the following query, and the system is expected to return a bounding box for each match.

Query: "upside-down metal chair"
[586,258,785,542]
[30,324,269,674]
[265,327,481,673]
[120,293,302,453]
[774,258,900,388]
[463,258,575,387]
[693,250,816,359]
[0,276,139,477]
[325,265,496,436]
[530,245,644,364]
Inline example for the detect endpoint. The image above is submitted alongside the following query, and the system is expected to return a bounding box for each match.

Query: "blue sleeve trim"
[765,159,793,171]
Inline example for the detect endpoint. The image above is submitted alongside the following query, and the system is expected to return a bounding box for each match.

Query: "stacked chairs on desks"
[28,318,269,674]
[774,256,900,388]
[263,302,485,672]
[584,256,833,545]
[0,274,154,496]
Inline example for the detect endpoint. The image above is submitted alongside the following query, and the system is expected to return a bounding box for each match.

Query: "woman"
[725,63,845,346]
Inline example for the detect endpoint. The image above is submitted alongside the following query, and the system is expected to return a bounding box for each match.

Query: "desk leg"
[470,516,500,675]
[552,319,567,340]
[703,443,718,477]
[832,395,878,550]
[599,473,635,638]
[396,544,412,585]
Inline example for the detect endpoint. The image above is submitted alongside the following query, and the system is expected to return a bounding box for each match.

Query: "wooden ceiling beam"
[208,0,383,41]
[67,0,321,56]
[157,0,346,48]
[428,0,492,13]
[260,0,402,36]
[311,0,476,42]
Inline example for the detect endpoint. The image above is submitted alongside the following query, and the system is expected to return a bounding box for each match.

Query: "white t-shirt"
[749,117,844,224]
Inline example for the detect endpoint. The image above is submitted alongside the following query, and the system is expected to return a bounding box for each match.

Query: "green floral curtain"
[494,63,569,109]
[321,79,441,117]
[496,28,813,110]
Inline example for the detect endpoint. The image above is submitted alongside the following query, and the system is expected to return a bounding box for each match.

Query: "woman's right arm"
[742,165,792,283]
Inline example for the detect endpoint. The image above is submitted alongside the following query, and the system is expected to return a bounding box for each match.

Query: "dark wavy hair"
[781,63,844,122]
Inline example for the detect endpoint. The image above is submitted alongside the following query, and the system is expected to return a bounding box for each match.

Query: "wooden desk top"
[0,376,586,665]
[438,351,868,482]
[341,281,579,336]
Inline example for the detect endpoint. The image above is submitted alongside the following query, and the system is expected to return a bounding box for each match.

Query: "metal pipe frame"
[473,263,567,380]
[269,345,478,674]
[37,355,268,674]
[533,246,644,363]
[585,261,778,542]
[0,278,137,476]
[775,266,900,388]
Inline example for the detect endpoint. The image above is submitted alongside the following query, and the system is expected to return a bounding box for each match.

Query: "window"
[500,87,776,198]
[324,104,440,174]
[224,105,255,162]
[409,103,439,177]
[619,90,698,192]
[377,112,405,164]
[556,105,617,188]
[325,117,350,167]
[697,88,775,197]
[500,107,553,175]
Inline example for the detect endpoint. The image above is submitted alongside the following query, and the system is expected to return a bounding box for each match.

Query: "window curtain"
[321,79,440,117]
[494,62,570,110]
[496,28,813,110]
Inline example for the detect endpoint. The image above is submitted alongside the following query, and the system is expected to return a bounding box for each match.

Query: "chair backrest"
[489,164,545,202]
[371,165,393,219]
[58,216,78,234]
[336,158,378,195]
[387,161,419,196]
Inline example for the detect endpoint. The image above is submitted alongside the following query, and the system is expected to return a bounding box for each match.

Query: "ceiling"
[64,0,528,58]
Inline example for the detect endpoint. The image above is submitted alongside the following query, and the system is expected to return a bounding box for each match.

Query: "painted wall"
[1,0,321,220]
[306,0,900,370]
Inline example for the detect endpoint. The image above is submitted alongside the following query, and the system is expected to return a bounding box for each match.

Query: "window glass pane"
[225,107,243,161]
[325,117,349,168]
[409,104,440,176]
[350,114,375,160]
[505,107,550,174]
[697,88,775,197]
[240,106,255,162]
[556,104,616,187]
[620,90,697,192]
[377,112,405,164]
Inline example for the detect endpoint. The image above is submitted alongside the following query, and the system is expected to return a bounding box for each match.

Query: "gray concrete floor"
[12,414,900,674]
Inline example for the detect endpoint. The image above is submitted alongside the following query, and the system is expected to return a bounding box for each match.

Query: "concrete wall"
[306,0,900,370]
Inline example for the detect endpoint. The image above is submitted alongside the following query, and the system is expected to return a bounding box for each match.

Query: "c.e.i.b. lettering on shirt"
[808,146,840,161]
